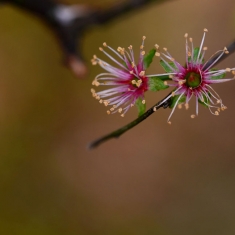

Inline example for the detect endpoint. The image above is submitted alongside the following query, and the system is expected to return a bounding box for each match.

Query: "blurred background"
[1,0,235,234]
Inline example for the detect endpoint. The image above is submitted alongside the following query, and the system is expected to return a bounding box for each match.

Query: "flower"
[91,37,165,117]
[153,29,235,124]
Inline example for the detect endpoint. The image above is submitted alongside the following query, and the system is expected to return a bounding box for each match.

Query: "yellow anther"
[141,51,145,55]
[178,104,182,109]
[184,33,188,38]
[185,103,189,110]
[172,92,175,97]
[107,110,111,115]
[118,108,122,113]
[103,42,107,47]
[142,36,146,40]
[155,52,160,57]
[168,121,172,125]
[142,100,146,104]
[163,48,167,51]
[215,111,219,116]
[121,114,125,117]
[99,99,103,103]
[131,80,136,84]
[164,81,168,86]
[204,28,208,32]
[169,75,173,78]
[91,88,95,93]
[110,108,114,111]
[99,47,103,51]
[130,70,134,74]
[189,38,193,42]
[131,103,134,107]
[191,114,196,119]
[203,47,208,51]
[155,44,159,49]
[139,71,145,76]
[153,107,157,112]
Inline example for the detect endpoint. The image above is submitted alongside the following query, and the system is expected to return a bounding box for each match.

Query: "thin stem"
[88,93,171,149]
[89,39,235,149]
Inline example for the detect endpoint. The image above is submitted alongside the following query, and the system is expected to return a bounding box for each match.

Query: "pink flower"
[153,29,235,123]
[91,37,153,117]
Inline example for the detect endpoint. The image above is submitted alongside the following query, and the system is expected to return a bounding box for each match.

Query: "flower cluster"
[91,29,235,122]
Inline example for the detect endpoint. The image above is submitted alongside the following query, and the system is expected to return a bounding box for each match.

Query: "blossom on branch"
[91,37,168,117]
[153,29,235,124]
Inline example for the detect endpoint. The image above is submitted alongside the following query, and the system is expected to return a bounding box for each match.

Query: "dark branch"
[89,93,171,149]
[2,0,168,77]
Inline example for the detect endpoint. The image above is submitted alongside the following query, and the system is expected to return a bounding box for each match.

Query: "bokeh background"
[1,0,235,234]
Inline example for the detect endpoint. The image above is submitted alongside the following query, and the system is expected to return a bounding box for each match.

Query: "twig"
[89,39,235,149]
[2,0,167,77]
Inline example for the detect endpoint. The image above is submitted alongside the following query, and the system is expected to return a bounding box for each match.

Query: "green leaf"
[198,93,210,107]
[169,94,186,108]
[143,49,156,69]
[188,47,204,63]
[209,68,226,79]
[148,76,169,91]
[160,60,177,73]
[135,97,146,117]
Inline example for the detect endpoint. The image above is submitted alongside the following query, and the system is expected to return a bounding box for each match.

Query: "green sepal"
[169,94,186,108]
[198,93,210,107]
[160,60,177,73]
[143,48,156,69]
[148,76,169,92]
[209,68,226,79]
[188,47,204,63]
[135,97,146,117]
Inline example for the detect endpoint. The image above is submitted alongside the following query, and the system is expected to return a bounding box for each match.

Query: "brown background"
[0,0,235,234]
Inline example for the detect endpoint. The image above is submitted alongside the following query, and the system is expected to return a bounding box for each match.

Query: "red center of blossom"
[185,71,202,88]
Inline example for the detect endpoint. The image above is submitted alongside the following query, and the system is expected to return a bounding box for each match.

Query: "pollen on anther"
[184,33,188,38]
[164,81,168,85]
[168,121,172,125]
[131,80,136,84]
[169,75,173,78]
[107,110,111,115]
[204,28,208,32]
[203,47,208,51]
[121,114,125,117]
[141,51,145,55]
[118,108,122,113]
[191,114,196,119]
[153,107,157,112]
[189,38,193,42]
[185,103,189,110]
[142,36,146,40]
[139,71,145,76]
[215,111,219,116]
[103,42,107,47]
[99,47,103,51]
[172,92,175,97]
[178,104,182,109]
[142,100,146,104]
[155,44,159,49]
[155,52,160,57]
[163,48,167,51]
